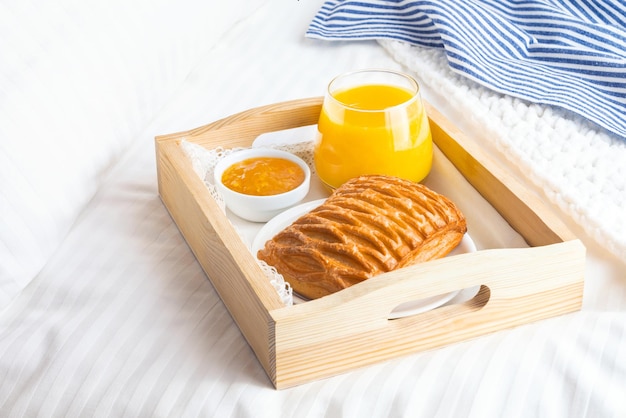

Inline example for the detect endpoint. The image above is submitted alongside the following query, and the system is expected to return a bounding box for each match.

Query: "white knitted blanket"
[380,40,626,262]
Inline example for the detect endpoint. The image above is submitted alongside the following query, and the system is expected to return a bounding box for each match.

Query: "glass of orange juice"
[314,69,433,190]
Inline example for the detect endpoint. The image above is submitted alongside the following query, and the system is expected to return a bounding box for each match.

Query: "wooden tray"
[155,97,585,389]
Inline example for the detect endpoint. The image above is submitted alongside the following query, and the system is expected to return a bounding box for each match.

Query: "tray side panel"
[425,102,576,246]
[155,137,283,380]
[156,97,323,150]
[271,241,585,388]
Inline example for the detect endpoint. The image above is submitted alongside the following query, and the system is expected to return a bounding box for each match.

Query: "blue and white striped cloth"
[306,0,626,139]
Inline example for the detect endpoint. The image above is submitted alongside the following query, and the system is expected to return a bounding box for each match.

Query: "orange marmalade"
[221,157,305,196]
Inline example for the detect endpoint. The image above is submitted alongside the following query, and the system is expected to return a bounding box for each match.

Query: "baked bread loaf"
[257,174,467,299]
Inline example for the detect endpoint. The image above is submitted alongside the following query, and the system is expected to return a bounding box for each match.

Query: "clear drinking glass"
[314,69,433,190]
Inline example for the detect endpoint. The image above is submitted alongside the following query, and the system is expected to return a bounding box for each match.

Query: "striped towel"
[306,0,626,139]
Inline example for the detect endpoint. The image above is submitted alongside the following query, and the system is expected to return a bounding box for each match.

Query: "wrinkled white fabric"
[0,0,263,308]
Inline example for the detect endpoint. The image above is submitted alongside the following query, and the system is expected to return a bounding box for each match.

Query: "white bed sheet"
[1,1,625,417]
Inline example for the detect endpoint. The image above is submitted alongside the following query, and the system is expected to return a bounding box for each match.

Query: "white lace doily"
[181,139,316,307]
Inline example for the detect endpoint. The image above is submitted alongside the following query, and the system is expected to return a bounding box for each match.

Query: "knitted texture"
[380,40,626,262]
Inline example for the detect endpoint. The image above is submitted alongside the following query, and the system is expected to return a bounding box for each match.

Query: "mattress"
[1,1,625,417]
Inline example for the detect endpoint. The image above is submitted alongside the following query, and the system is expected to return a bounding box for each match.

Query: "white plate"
[251,199,328,256]
[252,199,477,318]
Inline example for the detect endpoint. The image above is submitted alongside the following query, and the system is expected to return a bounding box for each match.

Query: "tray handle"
[270,241,585,388]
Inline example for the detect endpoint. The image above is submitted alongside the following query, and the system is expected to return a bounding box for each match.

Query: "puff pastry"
[257,175,467,299]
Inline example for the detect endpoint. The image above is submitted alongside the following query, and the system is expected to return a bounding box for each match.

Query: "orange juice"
[315,82,432,189]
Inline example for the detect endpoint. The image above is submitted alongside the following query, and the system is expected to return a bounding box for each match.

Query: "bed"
[1,1,625,416]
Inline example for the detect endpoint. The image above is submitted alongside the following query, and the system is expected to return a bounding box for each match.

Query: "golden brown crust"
[257,175,467,299]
